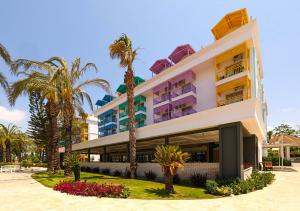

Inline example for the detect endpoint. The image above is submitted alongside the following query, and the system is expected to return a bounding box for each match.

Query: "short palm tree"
[0,43,13,92]
[109,34,138,178]
[10,58,62,172]
[153,145,190,194]
[0,123,19,162]
[56,57,110,176]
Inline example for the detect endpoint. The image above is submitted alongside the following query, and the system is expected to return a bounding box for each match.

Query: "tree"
[10,58,61,172]
[273,124,296,136]
[27,91,49,161]
[11,132,32,162]
[0,43,12,92]
[0,129,4,162]
[109,34,138,178]
[154,145,189,194]
[267,130,273,141]
[0,123,19,162]
[48,57,110,177]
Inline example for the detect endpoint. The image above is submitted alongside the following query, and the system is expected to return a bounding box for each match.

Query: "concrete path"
[0,164,299,211]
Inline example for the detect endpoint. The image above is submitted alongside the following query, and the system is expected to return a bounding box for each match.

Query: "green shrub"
[173,174,180,184]
[21,160,33,168]
[262,156,291,166]
[102,168,110,175]
[91,167,100,173]
[144,170,157,181]
[205,180,218,194]
[113,170,122,177]
[215,186,232,196]
[190,172,207,187]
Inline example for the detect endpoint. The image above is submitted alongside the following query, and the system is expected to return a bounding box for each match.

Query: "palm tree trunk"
[165,173,174,194]
[46,101,60,173]
[5,139,11,162]
[125,66,137,179]
[0,143,3,162]
[63,102,73,177]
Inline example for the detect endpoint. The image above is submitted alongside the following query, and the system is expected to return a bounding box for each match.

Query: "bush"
[173,174,180,184]
[215,186,232,196]
[206,171,275,196]
[144,170,157,181]
[21,160,33,168]
[113,170,122,177]
[123,169,131,178]
[205,180,218,194]
[53,181,129,198]
[263,156,291,166]
[80,166,87,172]
[102,168,110,175]
[190,172,207,187]
[86,167,92,172]
[91,167,100,173]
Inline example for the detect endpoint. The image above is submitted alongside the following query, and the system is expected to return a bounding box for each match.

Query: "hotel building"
[70,9,268,180]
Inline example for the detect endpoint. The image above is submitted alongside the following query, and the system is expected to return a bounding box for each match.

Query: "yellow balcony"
[216,76,251,107]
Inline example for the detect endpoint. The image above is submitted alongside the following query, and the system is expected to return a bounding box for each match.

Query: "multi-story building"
[71,8,268,180]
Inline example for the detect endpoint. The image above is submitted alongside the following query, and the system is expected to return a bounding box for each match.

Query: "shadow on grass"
[144,188,173,198]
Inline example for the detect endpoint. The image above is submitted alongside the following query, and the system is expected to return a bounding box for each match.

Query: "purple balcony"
[168,44,195,64]
[150,59,173,74]
[172,83,196,98]
[172,95,197,108]
[170,70,195,85]
[172,107,197,118]
[153,93,171,105]
[153,103,172,123]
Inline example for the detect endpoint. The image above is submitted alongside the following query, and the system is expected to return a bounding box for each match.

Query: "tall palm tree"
[56,57,110,176]
[109,34,138,178]
[0,43,13,92]
[10,59,61,172]
[0,129,4,162]
[0,123,19,162]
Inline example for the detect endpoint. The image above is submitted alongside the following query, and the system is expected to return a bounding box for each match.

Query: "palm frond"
[0,43,13,65]
[74,78,111,94]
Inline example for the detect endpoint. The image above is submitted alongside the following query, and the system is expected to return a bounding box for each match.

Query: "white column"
[286,146,290,160]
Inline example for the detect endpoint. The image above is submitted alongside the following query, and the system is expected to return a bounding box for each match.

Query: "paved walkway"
[1,164,300,211]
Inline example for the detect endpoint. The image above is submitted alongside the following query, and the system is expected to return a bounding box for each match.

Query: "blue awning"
[99,123,117,132]
[99,109,117,119]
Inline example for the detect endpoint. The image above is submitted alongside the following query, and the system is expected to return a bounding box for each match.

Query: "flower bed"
[205,171,275,196]
[53,181,129,198]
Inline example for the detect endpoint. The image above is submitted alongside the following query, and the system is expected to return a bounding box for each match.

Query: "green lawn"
[32,171,215,200]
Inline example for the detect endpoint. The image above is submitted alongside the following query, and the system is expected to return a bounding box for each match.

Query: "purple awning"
[153,103,172,114]
[153,81,171,93]
[149,59,173,74]
[168,44,195,64]
[172,95,196,107]
[170,70,195,84]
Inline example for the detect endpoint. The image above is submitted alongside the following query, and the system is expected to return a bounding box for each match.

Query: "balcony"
[172,107,197,119]
[154,115,171,123]
[153,93,171,105]
[99,116,117,126]
[217,89,244,106]
[172,83,196,98]
[100,130,117,137]
[216,60,248,81]
[119,105,146,118]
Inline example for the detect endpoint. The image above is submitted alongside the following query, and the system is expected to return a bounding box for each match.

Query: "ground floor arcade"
[68,122,261,180]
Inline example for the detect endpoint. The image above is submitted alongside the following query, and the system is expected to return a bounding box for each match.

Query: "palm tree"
[153,145,189,194]
[0,129,4,162]
[0,43,13,92]
[109,34,138,178]
[0,123,19,162]
[56,57,110,176]
[10,59,61,172]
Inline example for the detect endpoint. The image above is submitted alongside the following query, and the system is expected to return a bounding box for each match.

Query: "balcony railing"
[99,117,117,126]
[119,122,146,132]
[119,105,146,118]
[153,93,171,105]
[217,60,246,81]
[171,83,196,98]
[154,115,171,123]
[100,130,117,137]
[172,108,197,118]
[218,94,244,106]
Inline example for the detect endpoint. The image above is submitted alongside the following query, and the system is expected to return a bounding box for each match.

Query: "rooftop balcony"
[168,44,195,64]
[149,59,173,75]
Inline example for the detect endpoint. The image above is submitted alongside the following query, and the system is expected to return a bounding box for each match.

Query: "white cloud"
[0,106,26,123]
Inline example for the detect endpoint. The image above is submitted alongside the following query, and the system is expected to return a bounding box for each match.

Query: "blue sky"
[0,0,299,131]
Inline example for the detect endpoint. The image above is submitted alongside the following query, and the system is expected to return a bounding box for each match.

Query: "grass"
[32,171,215,200]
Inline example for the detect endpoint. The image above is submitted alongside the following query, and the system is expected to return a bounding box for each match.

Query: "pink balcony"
[153,103,172,123]
[172,107,197,119]
[150,59,173,75]
[168,44,195,64]
[172,95,197,108]
[153,93,171,105]
[172,83,196,98]
[153,81,171,105]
